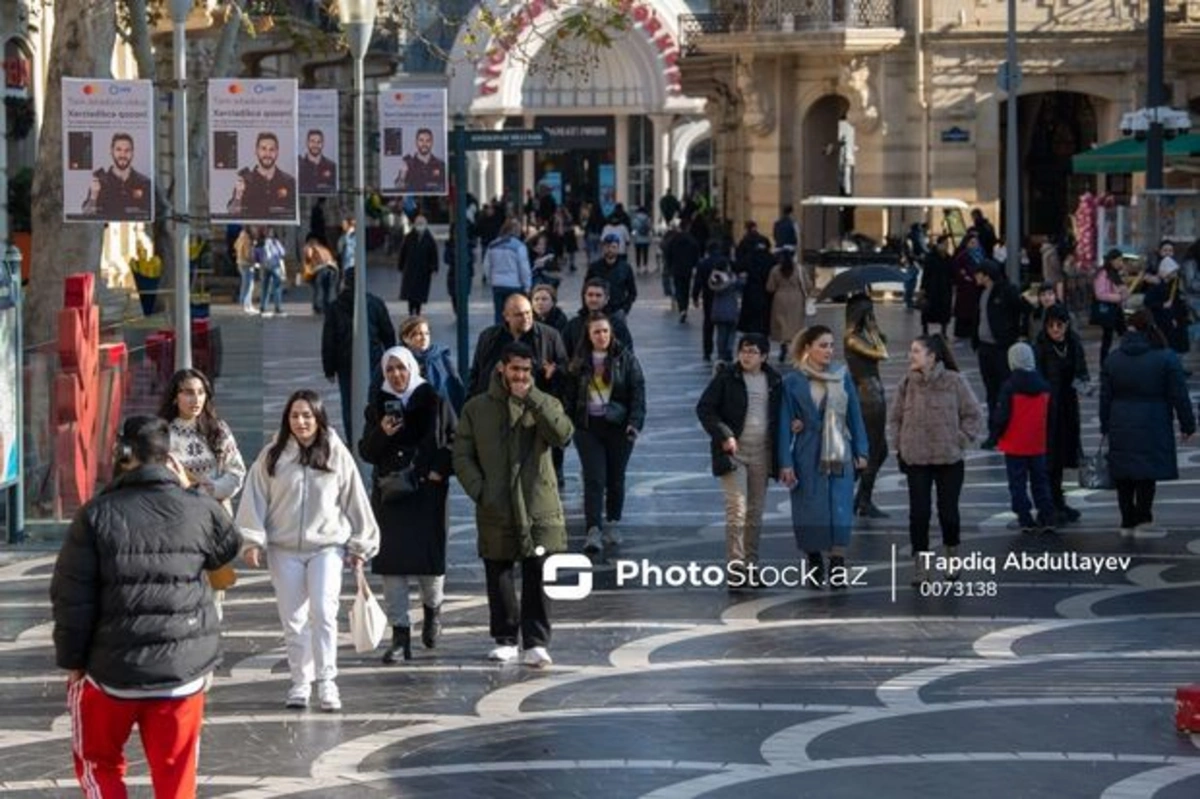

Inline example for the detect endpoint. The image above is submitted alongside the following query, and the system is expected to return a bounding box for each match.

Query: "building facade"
[678,0,1200,245]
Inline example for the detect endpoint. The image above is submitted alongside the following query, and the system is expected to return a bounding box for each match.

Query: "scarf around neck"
[800,360,850,476]
[379,345,428,406]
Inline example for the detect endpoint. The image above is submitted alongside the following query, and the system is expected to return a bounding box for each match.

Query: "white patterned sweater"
[168,417,247,504]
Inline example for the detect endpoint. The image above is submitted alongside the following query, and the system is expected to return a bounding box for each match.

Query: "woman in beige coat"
[887,334,984,585]
[766,251,807,363]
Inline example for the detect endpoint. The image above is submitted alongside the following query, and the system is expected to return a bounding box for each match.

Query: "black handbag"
[378,465,420,503]
[603,400,629,426]
[1089,300,1119,327]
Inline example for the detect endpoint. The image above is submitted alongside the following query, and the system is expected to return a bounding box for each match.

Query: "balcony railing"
[680,0,898,52]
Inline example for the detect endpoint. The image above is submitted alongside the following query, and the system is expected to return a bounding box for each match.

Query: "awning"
[1072,134,1200,174]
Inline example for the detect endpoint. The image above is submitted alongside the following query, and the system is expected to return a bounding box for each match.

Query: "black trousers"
[574,418,634,530]
[1048,448,1067,510]
[905,461,965,552]
[701,297,715,358]
[977,342,1010,426]
[672,272,692,313]
[1115,479,1156,528]
[484,556,550,648]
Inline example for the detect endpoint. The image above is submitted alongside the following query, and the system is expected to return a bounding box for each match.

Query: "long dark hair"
[266,389,333,477]
[1127,309,1168,349]
[914,333,959,372]
[158,369,225,456]
[571,312,617,376]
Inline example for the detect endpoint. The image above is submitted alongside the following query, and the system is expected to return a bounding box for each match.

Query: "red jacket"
[993,370,1051,456]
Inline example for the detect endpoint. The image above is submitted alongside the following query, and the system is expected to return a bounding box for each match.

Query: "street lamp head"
[168,0,193,24]
[338,0,378,27]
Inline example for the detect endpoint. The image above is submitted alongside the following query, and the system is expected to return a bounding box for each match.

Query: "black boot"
[804,551,824,589]
[421,604,441,649]
[382,625,412,664]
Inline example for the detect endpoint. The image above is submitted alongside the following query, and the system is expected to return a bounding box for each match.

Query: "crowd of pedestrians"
[51,188,1200,796]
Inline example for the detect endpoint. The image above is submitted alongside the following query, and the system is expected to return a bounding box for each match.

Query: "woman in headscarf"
[844,295,889,519]
[778,326,869,589]
[358,346,457,664]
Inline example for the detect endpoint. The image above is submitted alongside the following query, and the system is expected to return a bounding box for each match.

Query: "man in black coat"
[563,278,634,358]
[664,220,702,323]
[734,221,774,336]
[51,416,241,799]
[972,260,1025,445]
[322,269,398,440]
[468,292,568,399]
[585,234,637,321]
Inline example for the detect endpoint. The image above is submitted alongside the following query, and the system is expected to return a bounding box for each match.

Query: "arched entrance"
[1000,91,1102,238]
[802,94,851,247]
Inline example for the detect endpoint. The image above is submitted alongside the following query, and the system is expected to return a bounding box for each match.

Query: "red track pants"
[68,677,205,799]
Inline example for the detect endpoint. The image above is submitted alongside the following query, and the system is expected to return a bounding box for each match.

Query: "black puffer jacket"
[696,362,782,476]
[50,465,242,690]
[563,342,647,431]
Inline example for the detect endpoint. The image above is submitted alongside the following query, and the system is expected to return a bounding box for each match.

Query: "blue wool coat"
[1100,332,1195,481]
[778,368,869,552]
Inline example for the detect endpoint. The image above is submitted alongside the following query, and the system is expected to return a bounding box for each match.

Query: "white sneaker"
[317,680,341,712]
[583,526,603,554]
[243,306,259,315]
[274,310,288,318]
[285,682,310,709]
[602,525,622,547]
[1119,527,1136,539]
[487,644,519,663]
[522,646,552,668]
[261,311,275,319]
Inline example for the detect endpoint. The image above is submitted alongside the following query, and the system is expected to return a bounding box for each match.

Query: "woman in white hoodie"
[237,389,379,712]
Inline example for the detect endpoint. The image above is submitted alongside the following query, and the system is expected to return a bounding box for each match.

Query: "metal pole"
[348,25,370,456]
[1146,0,1165,192]
[172,17,192,370]
[1004,0,1020,285]
[452,117,469,375]
[6,248,23,543]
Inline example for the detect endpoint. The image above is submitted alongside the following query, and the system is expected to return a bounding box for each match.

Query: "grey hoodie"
[236,429,380,559]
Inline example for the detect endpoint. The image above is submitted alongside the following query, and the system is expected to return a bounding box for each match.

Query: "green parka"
[453,371,575,560]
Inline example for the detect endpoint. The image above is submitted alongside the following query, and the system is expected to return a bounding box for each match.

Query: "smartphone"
[383,128,404,156]
[383,399,405,418]
[213,131,239,170]
[67,132,93,170]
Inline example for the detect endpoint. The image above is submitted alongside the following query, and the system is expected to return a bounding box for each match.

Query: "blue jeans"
[1004,454,1055,526]
[260,266,283,313]
[492,286,523,325]
[311,266,337,313]
[715,322,736,362]
[903,266,920,309]
[237,263,256,307]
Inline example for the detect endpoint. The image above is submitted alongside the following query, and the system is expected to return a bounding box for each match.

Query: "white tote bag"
[350,569,387,653]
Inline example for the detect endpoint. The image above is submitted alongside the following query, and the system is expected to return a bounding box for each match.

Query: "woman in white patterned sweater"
[159,369,247,614]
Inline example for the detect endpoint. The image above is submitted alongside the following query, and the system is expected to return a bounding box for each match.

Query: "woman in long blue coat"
[778,325,869,588]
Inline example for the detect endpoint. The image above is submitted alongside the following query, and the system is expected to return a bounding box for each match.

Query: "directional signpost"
[451,119,549,373]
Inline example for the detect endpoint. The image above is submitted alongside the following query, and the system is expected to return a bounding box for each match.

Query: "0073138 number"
[918,580,998,598]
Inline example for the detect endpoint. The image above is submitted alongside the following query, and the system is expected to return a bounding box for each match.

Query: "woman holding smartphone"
[359,346,457,663]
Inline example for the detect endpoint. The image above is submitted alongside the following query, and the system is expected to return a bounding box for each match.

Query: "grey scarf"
[800,361,850,476]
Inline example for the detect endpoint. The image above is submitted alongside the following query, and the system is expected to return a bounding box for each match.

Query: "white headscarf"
[379,345,427,406]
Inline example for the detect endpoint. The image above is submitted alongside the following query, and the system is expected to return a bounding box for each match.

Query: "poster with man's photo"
[208,78,299,224]
[297,89,339,195]
[378,87,448,196]
[61,78,155,223]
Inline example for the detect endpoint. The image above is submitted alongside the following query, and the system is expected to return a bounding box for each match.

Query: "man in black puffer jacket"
[52,415,241,799]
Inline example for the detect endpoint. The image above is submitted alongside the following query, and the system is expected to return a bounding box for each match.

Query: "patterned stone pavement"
[2,256,1200,797]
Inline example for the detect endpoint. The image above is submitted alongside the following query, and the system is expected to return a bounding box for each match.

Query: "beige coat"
[766,264,806,343]
[888,363,984,465]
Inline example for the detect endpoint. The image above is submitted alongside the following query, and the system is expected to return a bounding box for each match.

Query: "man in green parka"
[453,341,574,668]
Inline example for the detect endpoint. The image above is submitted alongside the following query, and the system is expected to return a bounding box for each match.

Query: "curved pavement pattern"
[2,263,1199,797]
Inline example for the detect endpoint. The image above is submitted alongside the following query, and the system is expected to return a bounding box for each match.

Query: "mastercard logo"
[82,84,96,95]
[228,84,242,94]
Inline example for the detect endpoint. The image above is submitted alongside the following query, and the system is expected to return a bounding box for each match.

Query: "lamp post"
[169,0,192,370]
[1003,0,1021,286]
[339,0,377,456]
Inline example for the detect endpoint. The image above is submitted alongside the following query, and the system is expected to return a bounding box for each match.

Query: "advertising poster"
[0,264,16,486]
[599,164,617,219]
[379,87,448,196]
[297,89,339,195]
[538,171,563,207]
[208,78,299,224]
[61,78,154,223]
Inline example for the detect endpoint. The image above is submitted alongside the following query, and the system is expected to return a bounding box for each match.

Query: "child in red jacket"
[991,342,1056,533]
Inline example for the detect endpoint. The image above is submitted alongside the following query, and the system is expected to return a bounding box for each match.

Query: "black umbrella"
[817,266,908,302]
